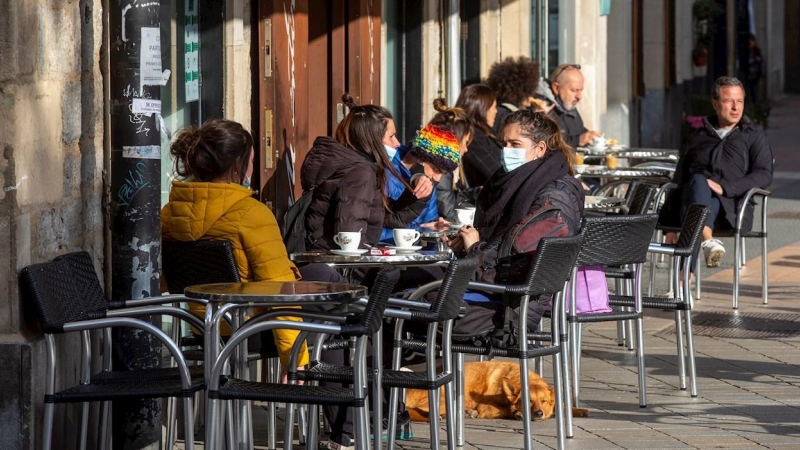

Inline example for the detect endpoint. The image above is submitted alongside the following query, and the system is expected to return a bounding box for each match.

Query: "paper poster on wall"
[140,27,162,92]
[185,1,200,103]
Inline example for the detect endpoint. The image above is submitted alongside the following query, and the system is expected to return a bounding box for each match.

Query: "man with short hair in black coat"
[662,76,773,269]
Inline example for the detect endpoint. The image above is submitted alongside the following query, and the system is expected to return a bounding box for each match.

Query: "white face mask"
[501,147,530,172]
[384,144,398,160]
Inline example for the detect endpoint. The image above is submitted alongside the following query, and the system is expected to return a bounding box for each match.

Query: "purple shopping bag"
[565,265,611,314]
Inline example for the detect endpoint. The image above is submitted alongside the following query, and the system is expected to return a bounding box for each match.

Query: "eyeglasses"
[551,64,581,82]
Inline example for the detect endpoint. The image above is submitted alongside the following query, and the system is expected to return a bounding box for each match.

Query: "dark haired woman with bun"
[456,83,502,188]
[161,118,309,373]
[426,98,473,223]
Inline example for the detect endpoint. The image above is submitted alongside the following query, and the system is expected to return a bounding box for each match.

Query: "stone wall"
[0,0,105,448]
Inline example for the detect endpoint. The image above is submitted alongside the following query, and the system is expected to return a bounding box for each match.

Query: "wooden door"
[256,0,381,220]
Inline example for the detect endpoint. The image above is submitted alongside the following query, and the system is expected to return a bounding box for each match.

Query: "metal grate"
[661,311,800,339]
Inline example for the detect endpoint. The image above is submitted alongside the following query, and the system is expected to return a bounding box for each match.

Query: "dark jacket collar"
[701,114,756,136]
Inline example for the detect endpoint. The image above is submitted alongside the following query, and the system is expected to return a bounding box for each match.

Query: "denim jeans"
[681,174,722,272]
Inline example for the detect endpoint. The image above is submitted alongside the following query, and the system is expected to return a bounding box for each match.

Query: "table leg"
[205,303,221,450]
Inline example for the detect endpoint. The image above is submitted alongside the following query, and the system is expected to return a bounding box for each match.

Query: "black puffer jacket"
[462,128,503,188]
[301,137,384,249]
[663,114,772,232]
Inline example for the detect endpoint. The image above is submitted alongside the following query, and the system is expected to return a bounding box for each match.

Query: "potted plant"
[692,0,724,66]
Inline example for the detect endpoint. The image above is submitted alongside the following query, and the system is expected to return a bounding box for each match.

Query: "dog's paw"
[572,407,589,418]
[465,409,478,419]
[513,411,524,420]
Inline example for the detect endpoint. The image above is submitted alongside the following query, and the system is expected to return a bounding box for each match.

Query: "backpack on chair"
[281,189,321,254]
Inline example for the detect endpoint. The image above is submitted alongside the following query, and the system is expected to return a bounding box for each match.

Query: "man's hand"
[412,176,433,199]
[707,179,723,196]
[578,130,603,147]
[664,232,678,245]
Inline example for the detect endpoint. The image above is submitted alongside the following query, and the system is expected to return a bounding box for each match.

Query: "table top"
[290,250,453,265]
[184,281,367,304]
[584,196,626,210]
[579,146,679,161]
[576,165,673,179]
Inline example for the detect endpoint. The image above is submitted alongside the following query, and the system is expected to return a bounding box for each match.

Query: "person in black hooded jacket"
[301,94,431,251]
[661,76,773,270]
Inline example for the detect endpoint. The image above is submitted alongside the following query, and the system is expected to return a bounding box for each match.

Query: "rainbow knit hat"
[410,124,460,172]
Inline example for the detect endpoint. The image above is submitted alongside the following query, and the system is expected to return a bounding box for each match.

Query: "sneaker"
[701,238,726,268]
[324,440,354,450]
[370,410,414,441]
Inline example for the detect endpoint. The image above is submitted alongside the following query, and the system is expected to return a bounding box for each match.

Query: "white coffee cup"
[393,229,421,247]
[333,232,361,251]
[455,208,476,226]
[591,136,607,147]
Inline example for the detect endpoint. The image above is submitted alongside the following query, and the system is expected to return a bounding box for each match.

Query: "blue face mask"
[384,144,398,160]
[242,176,251,190]
[501,147,529,172]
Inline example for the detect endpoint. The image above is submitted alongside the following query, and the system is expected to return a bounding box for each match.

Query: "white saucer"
[387,245,423,253]
[588,145,608,150]
[448,222,466,229]
[330,249,368,256]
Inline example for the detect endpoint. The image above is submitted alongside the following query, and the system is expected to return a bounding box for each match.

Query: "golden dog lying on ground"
[406,361,589,422]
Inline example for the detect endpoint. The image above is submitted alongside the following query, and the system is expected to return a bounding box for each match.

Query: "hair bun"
[432,98,449,112]
[341,93,358,110]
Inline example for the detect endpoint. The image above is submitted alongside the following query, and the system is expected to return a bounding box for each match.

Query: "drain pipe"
[446,0,461,106]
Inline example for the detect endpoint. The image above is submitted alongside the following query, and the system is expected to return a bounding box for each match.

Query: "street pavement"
[180,95,800,449]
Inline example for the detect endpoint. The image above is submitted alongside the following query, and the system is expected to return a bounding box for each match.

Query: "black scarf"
[474,151,569,242]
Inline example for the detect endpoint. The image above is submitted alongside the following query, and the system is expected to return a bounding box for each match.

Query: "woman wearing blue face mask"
[445,110,584,339]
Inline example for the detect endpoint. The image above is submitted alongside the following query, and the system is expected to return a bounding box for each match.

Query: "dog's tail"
[407,407,430,423]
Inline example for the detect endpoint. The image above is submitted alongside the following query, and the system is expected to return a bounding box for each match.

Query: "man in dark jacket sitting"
[535,63,602,149]
[662,76,773,268]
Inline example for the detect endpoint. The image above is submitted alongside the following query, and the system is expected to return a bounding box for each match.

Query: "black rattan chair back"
[577,214,658,267]
[340,266,400,337]
[675,204,711,253]
[162,240,240,293]
[628,183,657,215]
[427,256,478,321]
[506,235,584,296]
[20,252,107,333]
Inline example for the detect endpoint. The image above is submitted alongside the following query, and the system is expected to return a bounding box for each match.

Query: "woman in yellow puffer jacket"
[161,118,308,371]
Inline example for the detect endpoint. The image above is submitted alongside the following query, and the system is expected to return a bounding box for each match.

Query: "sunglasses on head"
[552,63,581,82]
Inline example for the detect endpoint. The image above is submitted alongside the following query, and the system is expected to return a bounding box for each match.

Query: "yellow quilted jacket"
[162,181,308,366]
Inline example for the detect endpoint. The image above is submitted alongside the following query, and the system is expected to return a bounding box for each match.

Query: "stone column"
[0,1,105,448]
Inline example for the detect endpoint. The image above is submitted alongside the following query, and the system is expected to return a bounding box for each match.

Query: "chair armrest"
[61,317,194,388]
[647,243,676,255]
[105,305,205,332]
[467,281,507,294]
[736,187,771,231]
[110,294,209,309]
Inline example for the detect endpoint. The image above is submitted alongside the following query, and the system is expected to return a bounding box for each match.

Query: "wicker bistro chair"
[287,257,478,450]
[19,252,205,450]
[610,204,710,398]
[434,236,583,450]
[652,184,771,309]
[205,266,401,450]
[565,214,658,422]
[161,239,284,448]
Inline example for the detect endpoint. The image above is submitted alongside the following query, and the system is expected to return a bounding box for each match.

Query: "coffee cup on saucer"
[591,136,607,148]
[333,232,361,251]
[393,229,421,248]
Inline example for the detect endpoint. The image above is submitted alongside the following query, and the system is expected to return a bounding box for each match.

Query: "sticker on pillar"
[140,27,162,92]
[132,99,162,116]
[185,0,200,102]
[123,145,161,160]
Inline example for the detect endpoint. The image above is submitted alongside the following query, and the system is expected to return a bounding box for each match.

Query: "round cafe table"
[184,281,367,450]
[289,249,453,268]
